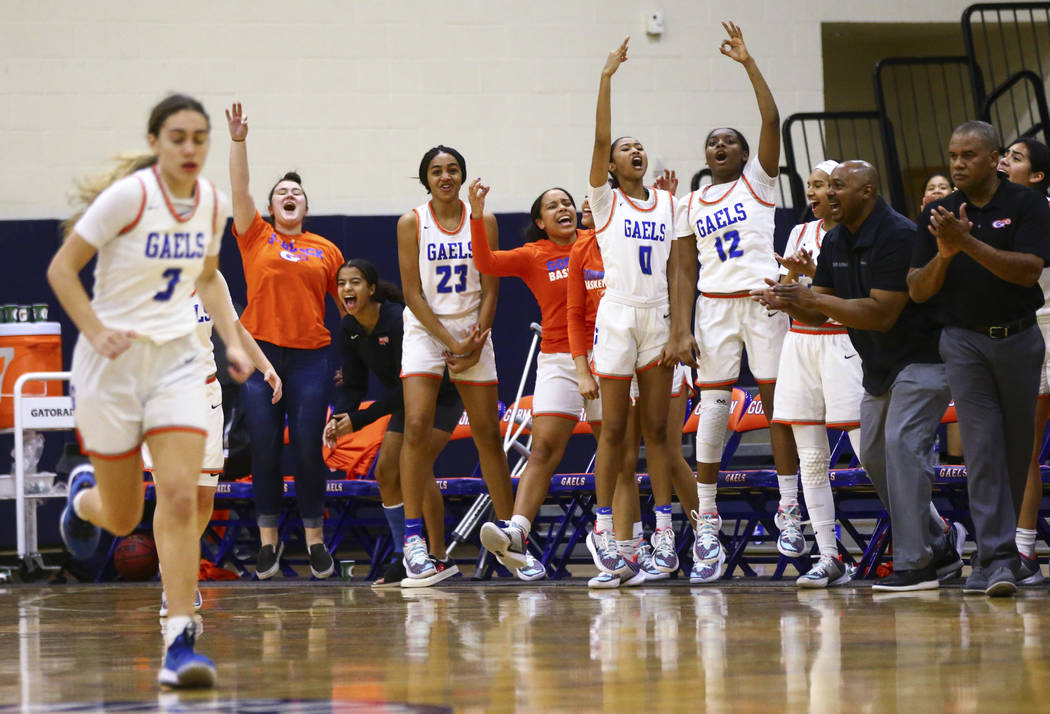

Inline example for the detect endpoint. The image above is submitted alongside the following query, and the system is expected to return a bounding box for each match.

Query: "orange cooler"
[0,322,63,429]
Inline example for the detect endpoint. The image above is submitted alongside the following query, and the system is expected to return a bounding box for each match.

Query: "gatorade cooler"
[0,322,63,429]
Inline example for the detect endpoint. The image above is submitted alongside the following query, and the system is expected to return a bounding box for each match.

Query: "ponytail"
[62,152,156,239]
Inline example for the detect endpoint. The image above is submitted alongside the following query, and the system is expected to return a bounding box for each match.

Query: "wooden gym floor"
[1,578,1049,713]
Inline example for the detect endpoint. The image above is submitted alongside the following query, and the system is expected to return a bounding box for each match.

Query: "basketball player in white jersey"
[672,21,796,583]
[585,36,684,580]
[766,160,862,587]
[47,94,252,688]
[998,137,1050,584]
[397,145,514,585]
[143,272,282,615]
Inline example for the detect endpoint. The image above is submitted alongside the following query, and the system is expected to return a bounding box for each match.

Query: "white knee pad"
[798,446,831,489]
[696,390,732,463]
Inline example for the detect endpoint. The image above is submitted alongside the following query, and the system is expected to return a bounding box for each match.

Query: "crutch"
[445,322,543,556]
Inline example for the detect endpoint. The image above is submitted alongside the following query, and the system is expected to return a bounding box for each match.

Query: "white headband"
[813,160,840,176]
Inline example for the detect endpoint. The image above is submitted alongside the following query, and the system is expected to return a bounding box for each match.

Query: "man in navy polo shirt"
[758,160,962,592]
[909,120,1050,597]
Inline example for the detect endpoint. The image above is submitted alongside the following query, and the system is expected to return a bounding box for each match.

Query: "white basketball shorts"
[771,329,863,427]
[402,308,497,384]
[142,377,223,486]
[695,295,788,388]
[592,300,670,379]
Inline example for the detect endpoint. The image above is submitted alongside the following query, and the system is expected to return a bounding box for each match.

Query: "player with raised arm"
[672,21,796,583]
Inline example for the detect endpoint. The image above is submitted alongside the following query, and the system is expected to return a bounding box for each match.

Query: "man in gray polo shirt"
[909,120,1050,597]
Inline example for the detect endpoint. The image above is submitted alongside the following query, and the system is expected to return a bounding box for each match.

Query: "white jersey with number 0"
[675,155,778,293]
[73,165,226,344]
[413,199,481,317]
[589,183,676,306]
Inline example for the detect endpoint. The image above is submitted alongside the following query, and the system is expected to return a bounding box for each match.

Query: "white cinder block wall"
[0,0,982,220]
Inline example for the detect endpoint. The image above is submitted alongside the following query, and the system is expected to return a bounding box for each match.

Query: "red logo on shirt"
[378,336,389,345]
[992,218,1012,228]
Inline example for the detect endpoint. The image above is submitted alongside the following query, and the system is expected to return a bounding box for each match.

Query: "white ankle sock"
[1017,527,1037,558]
[777,473,799,508]
[164,615,193,648]
[511,514,531,534]
[632,521,644,542]
[697,482,718,514]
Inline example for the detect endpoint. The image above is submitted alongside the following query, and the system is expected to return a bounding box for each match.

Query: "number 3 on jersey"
[436,264,468,293]
[714,229,743,262]
[153,268,182,301]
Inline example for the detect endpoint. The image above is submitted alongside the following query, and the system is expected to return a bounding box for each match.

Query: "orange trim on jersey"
[400,372,443,380]
[76,431,141,461]
[1040,394,1050,400]
[450,378,498,385]
[698,178,739,205]
[741,174,776,207]
[117,175,148,235]
[789,324,848,335]
[205,374,218,384]
[696,378,737,388]
[826,421,861,430]
[619,187,659,213]
[144,467,224,475]
[814,219,825,251]
[754,378,777,384]
[770,418,825,426]
[143,425,208,440]
[594,370,634,381]
[700,291,752,299]
[152,165,200,223]
[636,357,664,373]
[594,200,616,234]
[532,411,580,422]
[428,200,466,235]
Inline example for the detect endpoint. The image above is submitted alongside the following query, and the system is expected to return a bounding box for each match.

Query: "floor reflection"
[3,582,1050,712]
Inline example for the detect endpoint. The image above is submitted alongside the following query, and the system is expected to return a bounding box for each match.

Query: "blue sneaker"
[158,623,216,688]
[650,526,679,573]
[60,465,101,560]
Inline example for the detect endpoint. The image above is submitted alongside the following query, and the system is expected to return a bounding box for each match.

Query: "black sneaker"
[932,522,965,581]
[309,543,335,579]
[372,556,406,589]
[255,542,284,580]
[871,565,939,592]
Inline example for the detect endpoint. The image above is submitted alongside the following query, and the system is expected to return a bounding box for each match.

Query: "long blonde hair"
[62,152,156,238]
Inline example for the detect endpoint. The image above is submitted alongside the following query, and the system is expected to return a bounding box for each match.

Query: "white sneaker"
[796,554,854,589]
[650,527,679,573]
[774,504,807,558]
[480,521,529,570]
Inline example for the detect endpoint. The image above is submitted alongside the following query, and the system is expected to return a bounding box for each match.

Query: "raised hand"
[225,103,248,141]
[603,36,630,77]
[468,178,490,219]
[653,169,678,195]
[719,21,750,64]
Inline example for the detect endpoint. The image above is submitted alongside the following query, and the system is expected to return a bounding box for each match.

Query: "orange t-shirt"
[566,229,604,359]
[234,212,344,349]
[470,218,586,354]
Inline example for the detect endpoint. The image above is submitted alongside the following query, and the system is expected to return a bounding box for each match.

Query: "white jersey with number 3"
[73,165,225,344]
[413,199,481,317]
[676,156,778,293]
[590,184,676,306]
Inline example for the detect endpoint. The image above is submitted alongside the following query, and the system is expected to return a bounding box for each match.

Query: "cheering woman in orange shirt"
[472,182,598,580]
[226,103,345,580]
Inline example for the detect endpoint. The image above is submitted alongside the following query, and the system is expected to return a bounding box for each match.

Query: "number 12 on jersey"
[436,264,468,293]
[714,229,743,262]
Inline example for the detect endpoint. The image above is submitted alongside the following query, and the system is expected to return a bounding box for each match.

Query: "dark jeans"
[242,340,332,529]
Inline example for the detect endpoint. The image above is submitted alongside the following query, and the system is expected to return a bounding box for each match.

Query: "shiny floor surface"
[2,579,1050,713]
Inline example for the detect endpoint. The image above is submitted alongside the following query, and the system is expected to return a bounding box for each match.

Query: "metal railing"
[873,56,981,217]
[782,111,904,216]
